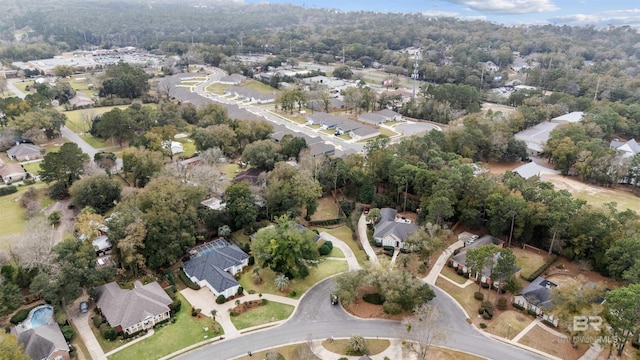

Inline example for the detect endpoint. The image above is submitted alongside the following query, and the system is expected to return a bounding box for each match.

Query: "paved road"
[177,278,544,360]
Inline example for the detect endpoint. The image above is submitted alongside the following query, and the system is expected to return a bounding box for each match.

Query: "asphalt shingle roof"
[95,281,172,330]
[18,323,69,360]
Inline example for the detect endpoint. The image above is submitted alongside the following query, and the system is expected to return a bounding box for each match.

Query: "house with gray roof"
[219,74,246,85]
[358,112,385,125]
[514,121,560,156]
[514,276,559,326]
[182,239,249,298]
[17,323,70,360]
[95,281,172,335]
[7,143,42,161]
[610,138,640,159]
[551,111,584,124]
[308,142,335,157]
[373,208,420,249]
[512,161,549,180]
[376,109,403,122]
[350,126,380,142]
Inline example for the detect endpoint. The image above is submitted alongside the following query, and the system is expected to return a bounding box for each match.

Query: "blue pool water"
[29,306,53,328]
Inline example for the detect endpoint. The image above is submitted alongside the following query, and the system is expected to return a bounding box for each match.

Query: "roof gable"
[18,323,69,360]
[96,281,172,330]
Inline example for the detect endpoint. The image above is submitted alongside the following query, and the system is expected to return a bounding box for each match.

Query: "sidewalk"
[423,240,464,285]
[357,214,380,266]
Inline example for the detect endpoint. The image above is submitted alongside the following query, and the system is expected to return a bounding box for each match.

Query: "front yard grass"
[63,106,129,133]
[517,324,589,360]
[321,338,390,356]
[241,79,279,94]
[239,260,348,298]
[203,83,229,94]
[219,163,240,179]
[107,293,222,360]
[310,196,339,221]
[174,137,196,158]
[511,247,548,279]
[440,266,469,285]
[0,183,48,242]
[326,246,345,258]
[484,310,532,340]
[318,225,368,265]
[230,301,294,330]
[435,277,481,318]
[379,127,399,137]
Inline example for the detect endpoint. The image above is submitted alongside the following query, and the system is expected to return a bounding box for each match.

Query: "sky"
[241,0,640,28]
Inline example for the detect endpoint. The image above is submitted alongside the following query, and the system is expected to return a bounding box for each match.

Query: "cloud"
[549,13,640,28]
[444,0,559,14]
[421,10,459,17]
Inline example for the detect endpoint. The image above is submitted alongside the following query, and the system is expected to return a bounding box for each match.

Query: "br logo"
[573,316,602,332]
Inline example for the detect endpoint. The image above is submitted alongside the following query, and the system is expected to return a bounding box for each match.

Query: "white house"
[373,208,419,249]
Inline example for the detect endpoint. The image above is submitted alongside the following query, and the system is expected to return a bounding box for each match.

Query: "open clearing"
[517,324,588,360]
[484,310,533,340]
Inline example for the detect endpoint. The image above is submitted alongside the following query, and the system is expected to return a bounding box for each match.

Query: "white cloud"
[445,0,559,14]
[549,13,640,28]
[421,10,459,17]
[603,9,640,15]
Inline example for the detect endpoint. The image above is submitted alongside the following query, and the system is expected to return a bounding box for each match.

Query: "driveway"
[67,298,107,360]
[357,214,379,266]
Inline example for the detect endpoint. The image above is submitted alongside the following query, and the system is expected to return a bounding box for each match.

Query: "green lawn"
[511,247,548,279]
[81,134,110,149]
[315,225,367,265]
[107,293,223,360]
[12,81,31,95]
[242,80,279,94]
[21,161,42,175]
[63,106,129,133]
[379,128,399,137]
[239,260,348,297]
[440,266,468,285]
[174,137,196,158]
[219,163,240,179]
[0,183,48,243]
[327,246,345,258]
[231,230,251,247]
[229,301,294,330]
[203,83,229,94]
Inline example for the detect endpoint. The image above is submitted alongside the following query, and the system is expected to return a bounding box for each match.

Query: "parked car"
[79,301,88,313]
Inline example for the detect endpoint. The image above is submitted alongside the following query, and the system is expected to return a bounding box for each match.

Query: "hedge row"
[0,186,18,196]
[308,218,342,227]
[521,255,558,282]
[179,269,201,290]
[10,308,31,325]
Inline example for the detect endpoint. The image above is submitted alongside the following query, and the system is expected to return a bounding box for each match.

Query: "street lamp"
[507,323,512,339]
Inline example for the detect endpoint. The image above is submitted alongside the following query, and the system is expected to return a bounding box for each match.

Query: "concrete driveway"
[67,298,107,360]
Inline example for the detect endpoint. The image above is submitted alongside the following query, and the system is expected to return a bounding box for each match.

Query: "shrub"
[229,311,239,317]
[92,316,103,329]
[0,186,18,196]
[248,289,255,294]
[481,301,492,309]
[479,323,487,329]
[101,326,117,341]
[23,179,36,186]
[248,256,255,266]
[288,290,297,297]
[237,286,244,296]
[363,293,385,305]
[319,244,331,256]
[496,297,508,310]
[171,300,182,314]
[456,268,464,276]
[382,302,402,315]
[10,309,31,325]
[178,269,201,290]
[324,240,333,250]
[261,298,269,305]
[512,302,525,311]
[61,325,75,341]
[482,311,493,320]
[473,292,484,301]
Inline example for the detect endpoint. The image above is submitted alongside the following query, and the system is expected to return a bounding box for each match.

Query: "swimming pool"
[29,305,53,328]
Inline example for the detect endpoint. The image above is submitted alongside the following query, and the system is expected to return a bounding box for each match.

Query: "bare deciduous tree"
[11,217,58,274]
[403,305,445,360]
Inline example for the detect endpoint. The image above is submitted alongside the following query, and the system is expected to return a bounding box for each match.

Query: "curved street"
[176,278,544,360]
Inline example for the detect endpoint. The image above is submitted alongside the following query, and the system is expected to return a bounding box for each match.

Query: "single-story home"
[358,112,386,125]
[512,161,548,180]
[514,122,560,156]
[218,74,246,85]
[373,208,420,249]
[0,163,27,184]
[610,138,640,159]
[92,235,112,257]
[350,126,380,142]
[450,235,520,287]
[95,281,173,335]
[182,239,249,298]
[7,143,42,161]
[550,111,584,124]
[308,142,335,157]
[513,276,559,326]
[163,141,184,155]
[16,323,70,360]
[68,95,95,108]
[200,197,226,211]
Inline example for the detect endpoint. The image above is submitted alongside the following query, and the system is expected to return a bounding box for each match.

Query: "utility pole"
[508,211,516,247]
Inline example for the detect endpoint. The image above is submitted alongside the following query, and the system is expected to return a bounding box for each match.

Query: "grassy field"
[511,247,549,279]
[326,246,345,258]
[321,338,390,356]
[203,83,229,94]
[379,127,399,137]
[108,293,223,360]
[174,137,196,158]
[12,81,30,95]
[242,80,279,94]
[21,161,42,175]
[229,301,294,330]
[310,196,339,221]
[315,225,368,265]
[219,163,240,179]
[484,310,533,340]
[81,134,110,149]
[435,277,481,318]
[0,183,48,244]
[440,266,469,285]
[63,106,129,133]
[239,260,348,298]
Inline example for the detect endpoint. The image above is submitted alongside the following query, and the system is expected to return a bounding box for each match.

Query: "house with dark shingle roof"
[373,208,419,249]
[514,276,559,326]
[17,323,70,360]
[182,240,249,298]
[7,143,42,161]
[449,235,518,287]
[95,281,172,335]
